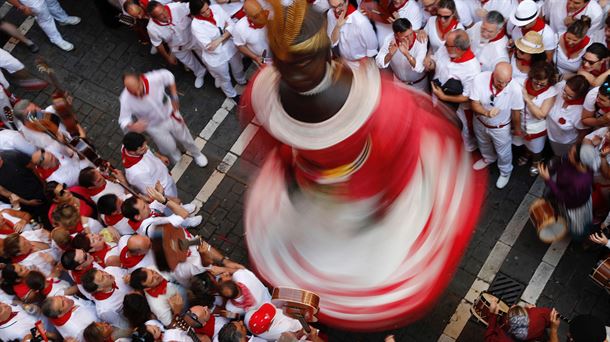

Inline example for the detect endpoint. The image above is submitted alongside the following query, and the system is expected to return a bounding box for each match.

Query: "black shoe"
[27,43,39,53]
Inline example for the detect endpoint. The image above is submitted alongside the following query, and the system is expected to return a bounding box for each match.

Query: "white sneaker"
[54,40,74,51]
[182,215,203,227]
[473,158,493,171]
[150,46,158,55]
[195,76,204,89]
[496,173,511,189]
[59,16,81,25]
[194,154,208,167]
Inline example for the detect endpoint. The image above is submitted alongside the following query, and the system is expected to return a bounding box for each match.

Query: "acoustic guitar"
[271,287,320,333]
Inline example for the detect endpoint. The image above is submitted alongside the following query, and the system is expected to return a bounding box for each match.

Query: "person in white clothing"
[245,303,303,341]
[232,0,270,68]
[129,267,187,326]
[513,61,558,176]
[582,76,610,128]
[42,295,99,342]
[119,69,208,166]
[218,320,272,342]
[363,0,423,46]
[556,17,594,76]
[545,0,603,38]
[430,29,481,151]
[0,302,40,341]
[3,231,57,277]
[423,0,464,54]
[30,148,86,187]
[219,268,272,315]
[472,0,517,25]
[147,1,207,88]
[420,0,476,29]
[190,0,246,102]
[467,10,509,72]
[81,266,132,329]
[509,0,557,61]
[376,18,428,91]
[470,62,523,189]
[327,0,378,66]
[182,305,230,340]
[6,0,80,51]
[78,167,130,203]
[134,319,192,342]
[98,194,133,236]
[546,75,590,156]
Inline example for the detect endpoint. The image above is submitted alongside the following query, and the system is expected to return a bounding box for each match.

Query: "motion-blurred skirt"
[561,196,593,240]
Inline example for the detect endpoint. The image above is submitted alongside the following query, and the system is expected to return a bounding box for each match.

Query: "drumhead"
[538,218,568,243]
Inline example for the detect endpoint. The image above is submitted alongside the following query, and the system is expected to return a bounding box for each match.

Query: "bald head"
[123,73,144,97]
[492,62,512,90]
[127,235,151,254]
[244,0,267,26]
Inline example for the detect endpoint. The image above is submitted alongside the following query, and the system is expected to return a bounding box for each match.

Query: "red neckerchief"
[334,4,356,19]
[563,33,590,58]
[121,147,143,169]
[141,75,150,96]
[70,221,84,234]
[34,163,60,180]
[436,16,458,39]
[13,282,30,300]
[232,8,246,20]
[480,0,489,5]
[396,32,417,50]
[230,282,256,310]
[12,244,32,263]
[92,282,118,301]
[86,182,107,197]
[71,263,94,284]
[489,27,506,42]
[42,279,57,296]
[451,48,475,63]
[0,219,14,234]
[127,219,142,231]
[0,311,18,326]
[91,243,111,267]
[522,17,545,35]
[50,306,75,327]
[516,55,531,67]
[564,97,586,106]
[591,62,608,77]
[248,17,265,29]
[388,0,408,14]
[145,278,168,298]
[567,1,588,18]
[152,6,173,26]
[103,213,124,226]
[525,79,550,97]
[119,247,145,269]
[194,315,216,337]
[193,11,217,26]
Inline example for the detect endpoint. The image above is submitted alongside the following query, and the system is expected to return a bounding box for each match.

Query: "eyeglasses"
[582,58,600,65]
[183,310,204,328]
[438,14,453,20]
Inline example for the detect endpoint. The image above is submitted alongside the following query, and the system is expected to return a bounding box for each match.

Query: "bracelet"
[170,94,179,102]
[162,197,168,205]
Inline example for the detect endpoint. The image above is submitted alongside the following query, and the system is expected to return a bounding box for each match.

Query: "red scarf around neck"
[119,247,146,269]
[145,278,168,298]
[92,282,118,301]
[194,315,216,337]
[525,79,551,97]
[91,243,111,267]
[334,4,356,19]
[50,307,74,327]
[71,263,94,284]
[489,75,504,97]
[152,6,173,26]
[194,11,216,26]
[103,213,124,226]
[0,311,17,326]
[522,17,545,35]
[0,219,14,235]
[564,96,586,106]
[563,33,590,58]
[567,1,588,18]
[451,48,475,63]
[121,147,143,169]
[489,27,506,42]
[12,244,32,263]
[34,163,60,181]
[591,62,608,77]
[436,17,458,39]
[86,181,107,197]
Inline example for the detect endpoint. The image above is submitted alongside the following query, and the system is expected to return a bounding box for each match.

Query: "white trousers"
[0,48,25,88]
[206,53,246,98]
[21,0,68,43]
[473,119,514,176]
[172,47,207,78]
[512,134,546,154]
[146,114,204,164]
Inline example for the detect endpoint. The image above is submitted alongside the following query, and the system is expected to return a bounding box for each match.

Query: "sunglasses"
[183,310,204,328]
[582,58,600,65]
[37,149,46,166]
[438,14,453,19]
[489,94,495,107]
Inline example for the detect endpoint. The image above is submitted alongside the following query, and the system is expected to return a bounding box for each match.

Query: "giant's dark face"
[274,48,330,93]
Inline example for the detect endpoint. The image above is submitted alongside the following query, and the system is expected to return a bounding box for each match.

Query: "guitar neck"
[186,327,201,342]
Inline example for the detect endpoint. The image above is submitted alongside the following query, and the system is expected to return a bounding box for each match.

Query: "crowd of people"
[1,0,610,341]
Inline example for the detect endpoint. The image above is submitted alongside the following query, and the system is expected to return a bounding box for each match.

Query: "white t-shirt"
[124,149,178,198]
[232,17,269,58]
[470,71,524,126]
[556,35,592,75]
[0,305,38,341]
[521,84,558,134]
[90,266,131,329]
[52,297,99,342]
[545,0,604,36]
[191,5,238,68]
[147,3,195,50]
[546,80,587,143]
[0,129,36,155]
[375,34,427,82]
[467,22,510,72]
[225,269,272,315]
[424,16,464,54]
[327,10,378,61]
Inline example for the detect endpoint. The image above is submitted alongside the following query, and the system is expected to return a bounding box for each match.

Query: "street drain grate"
[487,273,525,306]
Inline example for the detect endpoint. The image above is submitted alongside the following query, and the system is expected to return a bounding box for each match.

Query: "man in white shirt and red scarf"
[81,266,132,329]
[232,0,270,68]
[190,0,246,103]
[183,304,230,341]
[147,1,207,88]
[431,29,482,152]
[467,10,509,72]
[0,302,41,341]
[511,0,558,61]
[129,267,187,326]
[470,62,523,189]
[218,268,271,315]
[71,232,120,268]
[41,295,99,341]
[118,69,208,166]
[327,0,378,67]
[98,194,133,236]
[78,166,130,203]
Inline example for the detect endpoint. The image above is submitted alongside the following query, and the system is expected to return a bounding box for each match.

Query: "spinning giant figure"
[242,0,485,331]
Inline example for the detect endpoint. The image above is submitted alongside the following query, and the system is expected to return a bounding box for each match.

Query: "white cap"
[510,0,539,27]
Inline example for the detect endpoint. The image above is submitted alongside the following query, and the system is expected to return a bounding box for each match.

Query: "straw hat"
[514,31,545,54]
[510,0,539,27]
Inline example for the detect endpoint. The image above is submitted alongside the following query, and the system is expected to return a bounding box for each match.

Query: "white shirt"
[101,213,133,236]
[470,71,524,126]
[0,129,36,155]
[119,69,177,129]
[145,319,192,342]
[136,212,185,237]
[117,235,157,272]
[393,0,424,30]
[191,5,238,68]
[467,22,510,72]
[90,179,129,203]
[90,266,131,329]
[52,297,99,342]
[510,56,529,86]
[422,0,476,28]
[556,36,592,75]
[375,34,427,82]
[147,3,195,50]
[225,269,272,315]
[124,149,178,198]
[144,280,185,326]
[584,86,601,115]
[232,17,269,58]
[251,310,302,341]
[510,24,558,53]
[475,0,518,23]
[545,0,604,36]
[327,10,378,61]
[433,46,481,98]
[0,305,38,341]
[424,16,465,54]
[173,244,209,287]
[521,85,558,134]
[547,80,586,143]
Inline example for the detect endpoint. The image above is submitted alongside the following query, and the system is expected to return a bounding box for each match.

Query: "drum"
[590,257,610,292]
[529,198,568,243]
[470,293,509,326]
